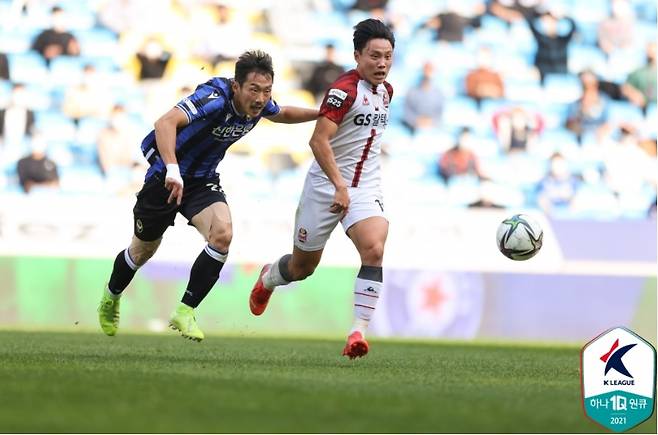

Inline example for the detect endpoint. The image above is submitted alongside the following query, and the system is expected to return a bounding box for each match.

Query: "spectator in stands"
[602,126,656,196]
[566,70,610,143]
[492,106,544,152]
[0,52,9,80]
[465,46,504,107]
[62,64,114,124]
[304,44,346,103]
[402,61,444,134]
[136,37,172,81]
[31,6,80,66]
[351,0,388,12]
[488,0,540,25]
[597,0,636,57]
[424,0,485,42]
[0,83,34,148]
[16,133,59,193]
[525,8,576,83]
[536,152,579,212]
[622,42,656,113]
[97,104,142,176]
[99,0,153,36]
[194,3,252,66]
[438,127,481,181]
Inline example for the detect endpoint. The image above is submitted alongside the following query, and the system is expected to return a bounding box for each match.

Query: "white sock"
[351,277,382,336]
[262,256,290,290]
[106,285,121,300]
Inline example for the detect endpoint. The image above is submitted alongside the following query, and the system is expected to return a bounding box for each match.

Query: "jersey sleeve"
[175,83,227,123]
[319,86,356,125]
[261,98,281,117]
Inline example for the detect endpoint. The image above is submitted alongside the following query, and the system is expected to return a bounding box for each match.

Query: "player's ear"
[231,79,239,95]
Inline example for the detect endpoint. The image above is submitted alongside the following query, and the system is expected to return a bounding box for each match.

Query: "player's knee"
[208,224,232,252]
[360,241,385,265]
[289,262,316,281]
[129,245,157,266]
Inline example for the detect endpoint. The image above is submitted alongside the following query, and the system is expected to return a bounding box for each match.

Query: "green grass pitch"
[0,330,655,433]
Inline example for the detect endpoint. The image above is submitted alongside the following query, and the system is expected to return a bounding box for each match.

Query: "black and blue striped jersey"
[140,77,280,180]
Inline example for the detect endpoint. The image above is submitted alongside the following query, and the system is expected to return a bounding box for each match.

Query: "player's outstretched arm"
[154,107,189,205]
[308,116,349,214]
[266,106,318,124]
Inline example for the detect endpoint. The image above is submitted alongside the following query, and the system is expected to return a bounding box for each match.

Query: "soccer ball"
[496,214,543,261]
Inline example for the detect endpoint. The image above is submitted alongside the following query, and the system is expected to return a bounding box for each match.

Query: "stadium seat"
[505,79,544,103]
[34,110,76,142]
[568,44,607,75]
[543,74,583,104]
[49,56,84,86]
[58,164,105,194]
[442,96,480,130]
[8,52,48,84]
[571,0,610,23]
[606,100,644,125]
[0,79,11,104]
[74,28,119,58]
[538,103,570,130]
[540,128,579,155]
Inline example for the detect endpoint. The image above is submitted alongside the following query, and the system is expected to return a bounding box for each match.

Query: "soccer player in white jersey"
[249,19,395,359]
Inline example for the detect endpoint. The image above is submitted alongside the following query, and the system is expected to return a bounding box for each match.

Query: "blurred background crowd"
[0,0,656,220]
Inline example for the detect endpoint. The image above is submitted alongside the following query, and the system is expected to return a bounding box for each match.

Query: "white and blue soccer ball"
[496,214,543,261]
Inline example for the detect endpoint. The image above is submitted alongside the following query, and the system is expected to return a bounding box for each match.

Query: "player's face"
[232,72,273,118]
[355,38,393,86]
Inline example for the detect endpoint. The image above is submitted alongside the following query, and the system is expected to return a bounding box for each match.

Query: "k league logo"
[581,327,656,432]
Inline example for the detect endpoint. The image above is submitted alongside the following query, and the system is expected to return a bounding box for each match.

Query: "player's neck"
[230,100,251,120]
[356,68,380,88]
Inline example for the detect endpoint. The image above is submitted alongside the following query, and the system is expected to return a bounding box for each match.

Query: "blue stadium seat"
[606,100,644,125]
[505,79,544,103]
[540,128,579,154]
[35,110,76,142]
[0,79,11,103]
[568,44,607,75]
[442,96,479,129]
[49,56,84,86]
[538,102,570,130]
[59,164,105,194]
[543,73,583,104]
[8,52,48,84]
[74,28,119,57]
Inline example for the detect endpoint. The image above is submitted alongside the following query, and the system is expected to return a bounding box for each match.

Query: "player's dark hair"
[353,19,395,53]
[234,50,274,85]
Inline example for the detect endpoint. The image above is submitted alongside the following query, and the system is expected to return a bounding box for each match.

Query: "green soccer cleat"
[98,290,120,336]
[169,304,205,342]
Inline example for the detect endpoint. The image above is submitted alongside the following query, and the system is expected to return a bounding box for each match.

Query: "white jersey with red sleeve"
[308,69,393,189]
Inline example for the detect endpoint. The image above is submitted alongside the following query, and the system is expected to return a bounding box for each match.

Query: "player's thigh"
[133,174,178,242]
[190,202,233,245]
[293,178,341,252]
[347,216,389,251]
[343,189,389,265]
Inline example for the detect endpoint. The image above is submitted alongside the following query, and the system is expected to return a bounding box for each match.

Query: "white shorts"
[293,174,386,251]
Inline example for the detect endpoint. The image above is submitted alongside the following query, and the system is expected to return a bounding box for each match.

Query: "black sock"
[182,245,227,308]
[108,249,139,295]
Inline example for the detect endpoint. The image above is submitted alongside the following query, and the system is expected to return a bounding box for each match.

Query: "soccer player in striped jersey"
[98,50,318,341]
[250,19,395,359]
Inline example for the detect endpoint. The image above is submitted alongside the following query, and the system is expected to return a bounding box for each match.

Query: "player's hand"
[165,164,184,205]
[330,186,349,214]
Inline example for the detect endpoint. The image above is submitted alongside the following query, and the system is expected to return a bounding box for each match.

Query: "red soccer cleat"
[249,264,273,315]
[342,331,369,359]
